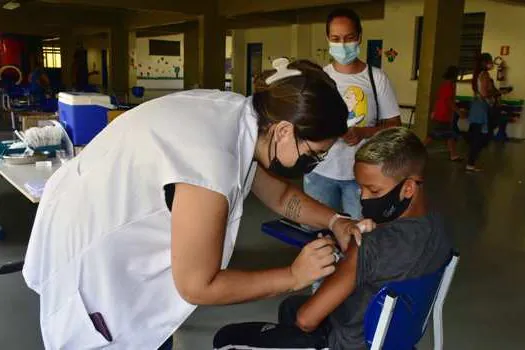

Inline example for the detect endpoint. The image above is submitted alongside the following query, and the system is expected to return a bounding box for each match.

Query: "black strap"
[367,65,381,126]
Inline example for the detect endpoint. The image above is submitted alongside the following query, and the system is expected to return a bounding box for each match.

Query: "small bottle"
[312,279,323,294]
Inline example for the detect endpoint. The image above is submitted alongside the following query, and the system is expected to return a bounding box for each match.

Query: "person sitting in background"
[425,66,463,161]
[29,57,52,104]
[213,127,453,350]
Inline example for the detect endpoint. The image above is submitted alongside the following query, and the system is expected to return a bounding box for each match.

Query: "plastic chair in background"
[260,220,460,350]
[131,86,145,104]
[365,252,460,350]
[0,260,24,275]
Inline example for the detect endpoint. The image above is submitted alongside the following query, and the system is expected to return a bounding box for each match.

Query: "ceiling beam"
[136,22,197,38]
[219,0,371,17]
[0,3,126,33]
[127,11,196,30]
[39,0,212,14]
[227,11,298,29]
[489,0,525,4]
[225,0,383,30]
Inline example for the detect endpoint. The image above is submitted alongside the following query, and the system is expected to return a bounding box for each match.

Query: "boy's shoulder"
[357,212,451,284]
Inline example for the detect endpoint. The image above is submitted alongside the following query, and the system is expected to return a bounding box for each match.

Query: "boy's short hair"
[355,127,427,179]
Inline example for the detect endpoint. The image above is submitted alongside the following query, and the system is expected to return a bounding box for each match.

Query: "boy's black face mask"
[360,179,412,224]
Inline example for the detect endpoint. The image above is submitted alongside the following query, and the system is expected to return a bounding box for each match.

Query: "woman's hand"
[331,218,376,251]
[290,237,336,291]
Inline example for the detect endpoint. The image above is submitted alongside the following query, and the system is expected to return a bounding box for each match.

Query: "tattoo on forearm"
[285,195,302,221]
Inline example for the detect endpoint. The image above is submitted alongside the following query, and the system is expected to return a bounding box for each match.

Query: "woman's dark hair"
[252,59,347,142]
[472,52,493,94]
[443,66,459,81]
[325,8,362,37]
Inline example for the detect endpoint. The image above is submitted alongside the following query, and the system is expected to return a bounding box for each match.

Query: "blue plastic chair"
[131,86,145,99]
[261,219,460,350]
[364,252,460,350]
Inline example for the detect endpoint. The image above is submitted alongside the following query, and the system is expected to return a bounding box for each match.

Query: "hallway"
[0,140,524,349]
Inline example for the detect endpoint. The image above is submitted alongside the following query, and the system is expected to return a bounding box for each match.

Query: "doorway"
[366,39,383,69]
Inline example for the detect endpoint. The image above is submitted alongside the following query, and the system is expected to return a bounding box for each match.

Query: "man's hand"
[342,127,363,146]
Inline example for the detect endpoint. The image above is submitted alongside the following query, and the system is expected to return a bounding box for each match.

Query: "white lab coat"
[23,90,259,349]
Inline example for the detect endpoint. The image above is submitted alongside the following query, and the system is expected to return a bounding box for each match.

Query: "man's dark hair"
[442,66,459,81]
[326,8,363,37]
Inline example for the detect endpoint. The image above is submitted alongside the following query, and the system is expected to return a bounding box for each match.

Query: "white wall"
[383,0,525,104]
[232,26,293,94]
[135,34,184,79]
[229,0,525,137]
[231,0,525,102]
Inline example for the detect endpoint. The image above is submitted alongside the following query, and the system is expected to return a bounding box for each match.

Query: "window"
[149,40,181,56]
[42,45,61,68]
[412,12,486,81]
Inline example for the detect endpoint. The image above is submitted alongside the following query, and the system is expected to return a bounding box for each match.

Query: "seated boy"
[213,127,453,350]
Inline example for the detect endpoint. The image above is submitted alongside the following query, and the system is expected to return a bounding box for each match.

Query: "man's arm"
[295,241,359,332]
[351,116,401,139]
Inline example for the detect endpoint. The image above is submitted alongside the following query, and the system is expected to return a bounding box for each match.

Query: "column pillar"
[414,0,465,139]
[184,22,200,89]
[109,25,130,95]
[231,29,246,95]
[198,8,226,89]
[59,30,75,89]
[291,23,312,60]
[128,31,137,90]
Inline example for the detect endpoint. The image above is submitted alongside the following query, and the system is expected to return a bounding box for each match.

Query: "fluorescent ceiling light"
[3,1,21,10]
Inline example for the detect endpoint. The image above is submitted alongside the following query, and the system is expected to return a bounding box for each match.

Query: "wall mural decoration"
[135,52,183,79]
[384,48,398,63]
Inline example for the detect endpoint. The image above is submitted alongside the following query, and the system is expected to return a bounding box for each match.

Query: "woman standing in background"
[467,53,499,172]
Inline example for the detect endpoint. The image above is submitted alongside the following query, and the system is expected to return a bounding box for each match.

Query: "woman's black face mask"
[267,133,319,179]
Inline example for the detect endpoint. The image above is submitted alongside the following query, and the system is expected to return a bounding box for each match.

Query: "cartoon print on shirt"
[343,86,368,127]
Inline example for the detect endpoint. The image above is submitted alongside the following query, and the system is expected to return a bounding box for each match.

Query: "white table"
[0,160,61,203]
[0,160,61,273]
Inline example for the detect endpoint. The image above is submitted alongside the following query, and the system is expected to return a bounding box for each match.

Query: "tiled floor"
[1,139,524,349]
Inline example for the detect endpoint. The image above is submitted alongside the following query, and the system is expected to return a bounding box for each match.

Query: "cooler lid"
[58,92,114,109]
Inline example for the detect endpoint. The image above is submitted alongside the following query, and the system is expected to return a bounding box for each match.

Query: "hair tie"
[265,58,302,85]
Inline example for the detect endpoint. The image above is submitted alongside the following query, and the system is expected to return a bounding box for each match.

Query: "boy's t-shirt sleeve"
[356,227,396,287]
[356,215,452,287]
[356,224,419,286]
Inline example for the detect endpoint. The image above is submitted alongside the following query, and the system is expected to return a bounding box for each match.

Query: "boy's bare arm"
[295,241,359,332]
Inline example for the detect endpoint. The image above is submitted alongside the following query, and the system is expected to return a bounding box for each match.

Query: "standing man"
[304,8,401,219]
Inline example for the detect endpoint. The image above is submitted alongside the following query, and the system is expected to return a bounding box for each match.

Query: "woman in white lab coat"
[23,59,371,349]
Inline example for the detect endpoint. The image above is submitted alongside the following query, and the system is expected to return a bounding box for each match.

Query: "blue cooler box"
[58,92,113,145]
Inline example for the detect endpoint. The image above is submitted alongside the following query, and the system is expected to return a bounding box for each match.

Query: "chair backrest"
[131,86,145,99]
[364,253,458,350]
